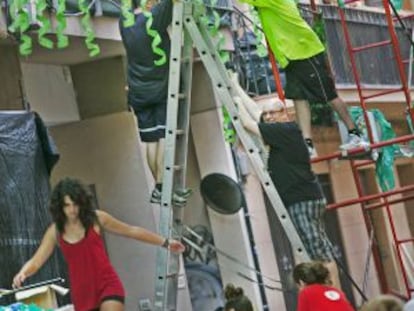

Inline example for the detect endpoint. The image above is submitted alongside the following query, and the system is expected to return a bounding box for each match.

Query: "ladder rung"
[176,129,185,135]
[178,93,186,99]
[362,87,404,100]
[173,165,183,171]
[351,40,392,53]
[393,13,414,22]
[343,0,362,5]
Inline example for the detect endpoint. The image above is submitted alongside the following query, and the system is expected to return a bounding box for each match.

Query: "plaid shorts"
[287,198,334,261]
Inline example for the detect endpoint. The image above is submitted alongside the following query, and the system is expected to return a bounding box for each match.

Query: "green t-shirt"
[240,0,325,68]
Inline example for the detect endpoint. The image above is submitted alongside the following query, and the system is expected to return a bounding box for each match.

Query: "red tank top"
[59,226,125,311]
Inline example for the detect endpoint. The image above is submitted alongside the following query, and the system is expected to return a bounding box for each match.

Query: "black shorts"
[89,295,125,311]
[129,100,167,143]
[284,52,338,104]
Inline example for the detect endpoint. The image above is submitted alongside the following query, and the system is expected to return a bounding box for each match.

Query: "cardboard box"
[15,284,69,309]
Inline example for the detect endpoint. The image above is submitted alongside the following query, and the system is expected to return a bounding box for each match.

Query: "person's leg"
[100,300,124,311]
[329,97,355,131]
[155,138,165,184]
[294,99,313,140]
[146,141,158,180]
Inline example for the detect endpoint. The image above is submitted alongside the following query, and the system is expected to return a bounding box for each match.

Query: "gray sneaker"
[150,188,162,204]
[150,188,187,206]
[340,133,370,151]
[175,188,193,199]
[307,145,318,159]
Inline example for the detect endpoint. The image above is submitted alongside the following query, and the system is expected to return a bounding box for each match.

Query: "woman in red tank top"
[293,261,355,311]
[12,177,185,311]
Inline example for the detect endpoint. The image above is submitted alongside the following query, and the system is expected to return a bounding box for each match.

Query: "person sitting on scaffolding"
[237,0,368,157]
[230,73,340,288]
[119,0,191,205]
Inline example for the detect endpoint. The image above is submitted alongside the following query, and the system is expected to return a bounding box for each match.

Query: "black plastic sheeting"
[0,112,67,303]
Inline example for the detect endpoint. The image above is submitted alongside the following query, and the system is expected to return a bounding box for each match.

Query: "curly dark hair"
[293,261,330,286]
[224,284,253,311]
[50,177,98,233]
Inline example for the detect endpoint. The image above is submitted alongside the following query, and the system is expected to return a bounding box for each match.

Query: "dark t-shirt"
[258,121,323,206]
[119,0,172,106]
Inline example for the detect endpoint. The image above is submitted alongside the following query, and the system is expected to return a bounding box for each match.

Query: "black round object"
[200,173,244,215]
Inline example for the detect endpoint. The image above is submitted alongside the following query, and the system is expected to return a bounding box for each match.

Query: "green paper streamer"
[121,0,135,28]
[36,0,54,49]
[78,0,100,57]
[9,0,33,55]
[139,0,166,66]
[56,0,69,48]
[222,106,236,143]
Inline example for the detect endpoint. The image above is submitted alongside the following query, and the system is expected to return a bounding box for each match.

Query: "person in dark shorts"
[120,0,191,205]
[12,178,185,311]
[231,75,340,288]
[238,0,368,157]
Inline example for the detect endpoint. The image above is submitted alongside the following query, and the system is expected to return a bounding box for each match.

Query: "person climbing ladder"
[236,0,369,157]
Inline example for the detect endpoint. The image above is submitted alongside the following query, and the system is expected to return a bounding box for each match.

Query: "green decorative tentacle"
[143,11,166,65]
[8,0,33,55]
[121,0,134,27]
[78,0,100,56]
[36,0,54,49]
[55,0,69,48]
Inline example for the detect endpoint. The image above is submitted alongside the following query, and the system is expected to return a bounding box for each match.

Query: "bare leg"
[146,142,158,180]
[100,300,124,311]
[325,260,341,289]
[330,97,355,130]
[155,138,165,184]
[294,100,313,140]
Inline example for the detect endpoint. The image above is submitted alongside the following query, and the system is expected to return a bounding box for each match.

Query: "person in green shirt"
[238,0,368,157]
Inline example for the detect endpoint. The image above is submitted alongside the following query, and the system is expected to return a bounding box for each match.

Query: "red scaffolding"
[267,0,414,300]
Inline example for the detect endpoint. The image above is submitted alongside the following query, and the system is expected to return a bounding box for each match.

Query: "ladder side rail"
[382,0,414,126]
[349,160,389,293]
[384,197,412,299]
[337,7,375,144]
[184,13,310,262]
[153,2,187,310]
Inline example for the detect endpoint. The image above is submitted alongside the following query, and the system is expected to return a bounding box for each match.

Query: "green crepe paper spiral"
[222,106,236,143]
[78,0,100,56]
[8,0,33,55]
[56,0,69,48]
[121,0,135,27]
[143,11,166,65]
[36,0,54,49]
[139,0,166,66]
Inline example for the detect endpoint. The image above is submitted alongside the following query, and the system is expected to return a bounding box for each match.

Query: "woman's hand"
[168,239,186,253]
[12,271,26,289]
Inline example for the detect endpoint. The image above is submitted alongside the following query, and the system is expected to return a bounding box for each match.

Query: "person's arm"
[97,210,185,253]
[235,97,261,136]
[12,224,57,288]
[150,0,173,31]
[229,72,262,122]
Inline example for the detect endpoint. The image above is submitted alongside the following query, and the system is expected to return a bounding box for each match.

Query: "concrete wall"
[0,45,24,110]
[21,63,80,125]
[70,56,127,119]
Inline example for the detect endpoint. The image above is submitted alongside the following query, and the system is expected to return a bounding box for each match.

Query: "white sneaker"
[339,133,370,150]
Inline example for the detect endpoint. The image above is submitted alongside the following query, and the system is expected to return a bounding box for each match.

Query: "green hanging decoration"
[144,11,167,66]
[249,7,267,57]
[78,0,100,57]
[36,0,54,49]
[312,11,326,45]
[222,106,236,143]
[8,0,33,55]
[121,0,135,28]
[139,0,166,66]
[55,0,69,48]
